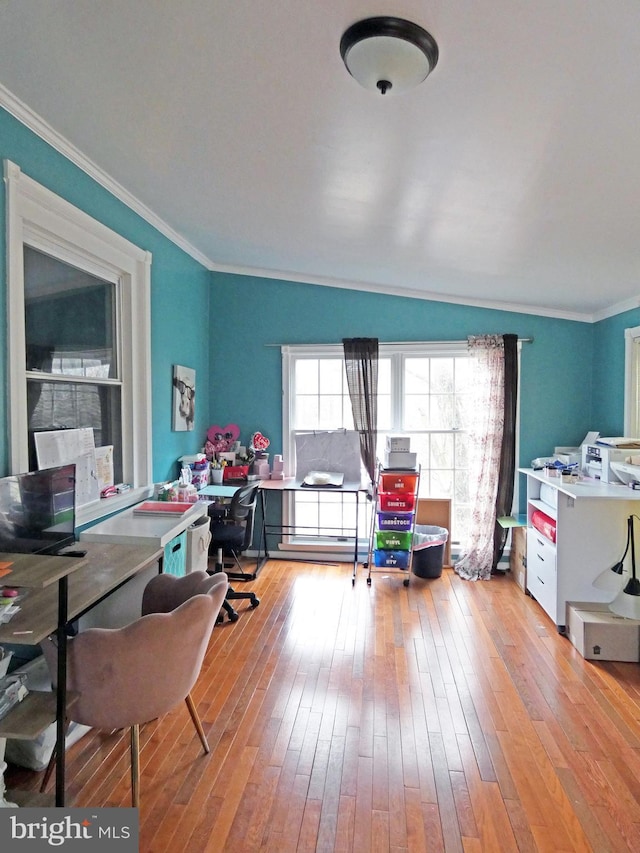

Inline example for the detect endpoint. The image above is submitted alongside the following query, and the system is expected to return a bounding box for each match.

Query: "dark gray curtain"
[493,333,518,570]
[342,338,378,484]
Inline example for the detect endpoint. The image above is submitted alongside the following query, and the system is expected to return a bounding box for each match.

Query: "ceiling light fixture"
[340,16,439,96]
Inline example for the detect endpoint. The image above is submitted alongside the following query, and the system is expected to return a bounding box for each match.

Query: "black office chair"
[207,482,260,622]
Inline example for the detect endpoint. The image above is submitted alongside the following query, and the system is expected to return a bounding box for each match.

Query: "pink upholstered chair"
[41,570,228,806]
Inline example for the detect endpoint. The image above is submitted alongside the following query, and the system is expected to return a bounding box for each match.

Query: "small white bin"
[185,516,211,573]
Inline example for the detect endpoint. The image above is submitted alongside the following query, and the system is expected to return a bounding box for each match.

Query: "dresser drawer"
[526,528,557,618]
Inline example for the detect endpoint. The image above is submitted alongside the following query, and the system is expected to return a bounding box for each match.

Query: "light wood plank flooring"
[6,560,640,851]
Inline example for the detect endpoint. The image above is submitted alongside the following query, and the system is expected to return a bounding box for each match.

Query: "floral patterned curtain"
[455,335,505,581]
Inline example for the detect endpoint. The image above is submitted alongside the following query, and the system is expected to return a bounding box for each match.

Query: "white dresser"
[519,468,640,631]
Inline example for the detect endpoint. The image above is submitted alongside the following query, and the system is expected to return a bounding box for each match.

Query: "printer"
[582,443,628,482]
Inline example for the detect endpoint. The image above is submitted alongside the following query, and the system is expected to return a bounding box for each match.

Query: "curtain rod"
[265,337,534,347]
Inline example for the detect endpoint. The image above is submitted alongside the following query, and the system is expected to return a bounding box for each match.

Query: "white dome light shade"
[340,17,439,96]
[609,577,640,619]
[593,562,629,593]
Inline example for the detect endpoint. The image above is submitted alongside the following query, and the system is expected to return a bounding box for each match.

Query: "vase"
[211,468,224,484]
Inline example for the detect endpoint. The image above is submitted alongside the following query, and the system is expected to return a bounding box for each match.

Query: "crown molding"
[207,259,594,323]
[592,293,640,322]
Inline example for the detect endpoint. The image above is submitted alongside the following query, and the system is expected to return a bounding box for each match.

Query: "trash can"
[412,525,448,579]
[185,515,211,573]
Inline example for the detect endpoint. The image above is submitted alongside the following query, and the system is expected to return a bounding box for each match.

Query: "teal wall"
[0,106,211,482]
[209,274,596,480]
[591,307,640,434]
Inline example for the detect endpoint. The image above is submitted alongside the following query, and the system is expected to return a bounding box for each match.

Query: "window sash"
[5,159,152,526]
[282,342,470,546]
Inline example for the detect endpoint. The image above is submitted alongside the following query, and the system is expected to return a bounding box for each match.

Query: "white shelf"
[529,498,557,521]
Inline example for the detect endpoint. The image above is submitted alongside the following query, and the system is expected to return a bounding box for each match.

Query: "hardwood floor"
[6,560,640,851]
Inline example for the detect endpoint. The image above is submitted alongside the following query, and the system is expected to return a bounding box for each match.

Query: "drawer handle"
[537,554,544,561]
[537,576,545,584]
[171,542,181,553]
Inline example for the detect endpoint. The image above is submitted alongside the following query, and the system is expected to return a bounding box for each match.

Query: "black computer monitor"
[0,463,77,556]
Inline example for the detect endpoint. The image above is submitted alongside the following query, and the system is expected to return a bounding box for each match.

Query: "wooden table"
[0,542,162,806]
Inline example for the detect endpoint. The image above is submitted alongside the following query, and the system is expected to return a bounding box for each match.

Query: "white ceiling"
[1,0,640,322]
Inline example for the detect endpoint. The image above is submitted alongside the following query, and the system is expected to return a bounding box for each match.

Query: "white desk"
[80,501,206,549]
[519,468,640,629]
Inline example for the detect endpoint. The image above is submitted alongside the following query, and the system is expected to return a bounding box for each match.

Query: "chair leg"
[185,693,210,754]
[130,724,140,808]
[40,720,70,793]
[226,585,260,608]
[221,598,239,622]
[40,745,57,793]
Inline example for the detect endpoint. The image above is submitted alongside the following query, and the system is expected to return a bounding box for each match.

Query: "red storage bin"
[531,508,556,543]
[379,492,416,512]
[223,465,249,482]
[380,472,418,493]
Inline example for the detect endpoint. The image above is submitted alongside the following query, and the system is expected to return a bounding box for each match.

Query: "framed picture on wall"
[172,364,196,431]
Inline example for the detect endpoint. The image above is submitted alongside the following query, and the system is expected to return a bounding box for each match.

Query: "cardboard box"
[385,435,411,452]
[383,450,417,469]
[566,601,640,662]
[509,525,527,592]
[416,498,451,567]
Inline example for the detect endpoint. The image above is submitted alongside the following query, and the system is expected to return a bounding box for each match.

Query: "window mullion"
[393,353,404,431]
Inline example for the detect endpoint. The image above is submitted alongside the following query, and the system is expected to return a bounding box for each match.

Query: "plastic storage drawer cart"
[366,464,420,586]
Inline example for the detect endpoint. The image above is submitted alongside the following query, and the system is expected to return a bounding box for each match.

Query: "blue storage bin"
[373,549,410,569]
[163,530,187,576]
[377,511,413,531]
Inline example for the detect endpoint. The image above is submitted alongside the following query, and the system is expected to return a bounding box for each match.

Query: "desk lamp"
[608,514,640,619]
[593,514,631,593]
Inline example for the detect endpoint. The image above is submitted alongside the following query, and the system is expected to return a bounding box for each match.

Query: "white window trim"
[624,325,640,436]
[4,160,153,525]
[281,340,475,556]
[281,340,522,559]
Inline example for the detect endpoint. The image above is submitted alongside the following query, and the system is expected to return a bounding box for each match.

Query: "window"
[283,342,472,546]
[24,246,122,475]
[5,160,152,525]
[625,325,640,436]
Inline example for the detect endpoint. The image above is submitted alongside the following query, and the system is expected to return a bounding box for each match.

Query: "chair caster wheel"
[250,595,260,608]
[228,610,240,622]
[216,613,224,624]
[403,578,410,587]
[367,578,371,586]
